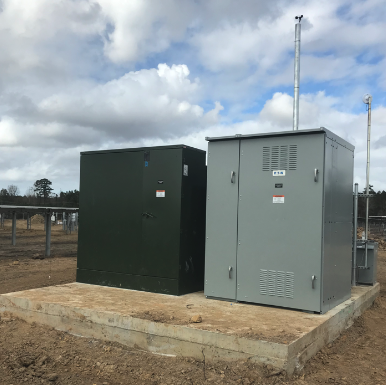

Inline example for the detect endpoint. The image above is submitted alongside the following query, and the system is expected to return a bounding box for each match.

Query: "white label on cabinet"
[273,195,284,203]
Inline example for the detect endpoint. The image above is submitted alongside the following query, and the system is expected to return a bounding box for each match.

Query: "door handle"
[231,171,236,184]
[229,266,233,279]
[142,212,155,218]
[314,169,319,182]
[311,275,316,289]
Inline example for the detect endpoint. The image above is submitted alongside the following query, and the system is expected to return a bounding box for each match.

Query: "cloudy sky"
[0,0,385,195]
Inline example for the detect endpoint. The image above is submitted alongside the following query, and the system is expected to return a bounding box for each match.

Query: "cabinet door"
[141,148,182,279]
[205,140,240,300]
[236,135,325,312]
[78,151,143,274]
[322,139,353,312]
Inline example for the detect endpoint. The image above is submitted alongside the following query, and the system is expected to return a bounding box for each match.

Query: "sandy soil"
[0,220,386,384]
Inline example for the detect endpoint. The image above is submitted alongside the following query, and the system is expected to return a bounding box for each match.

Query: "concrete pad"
[0,282,379,374]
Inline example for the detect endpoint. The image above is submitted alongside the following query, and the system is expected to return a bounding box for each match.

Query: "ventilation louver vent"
[268,270,276,296]
[277,271,286,297]
[285,272,295,298]
[260,269,268,295]
[271,146,279,170]
[262,145,297,171]
[260,269,294,299]
[262,147,270,171]
[289,145,297,170]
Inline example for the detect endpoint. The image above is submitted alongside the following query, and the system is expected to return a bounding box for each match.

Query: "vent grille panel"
[285,272,295,298]
[260,269,268,295]
[262,147,270,171]
[262,144,298,171]
[268,270,276,296]
[289,145,298,170]
[276,271,286,297]
[271,146,279,170]
[279,146,288,170]
[260,269,294,299]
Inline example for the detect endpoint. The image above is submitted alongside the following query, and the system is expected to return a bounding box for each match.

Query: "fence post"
[75,212,79,232]
[45,212,51,257]
[12,211,16,246]
[68,214,72,234]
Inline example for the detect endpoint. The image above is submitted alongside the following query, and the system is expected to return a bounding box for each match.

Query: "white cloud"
[0,118,18,145]
[0,0,104,86]
[0,63,222,150]
[190,0,386,95]
[34,63,221,142]
[191,17,293,73]
[97,0,279,63]
[0,0,385,195]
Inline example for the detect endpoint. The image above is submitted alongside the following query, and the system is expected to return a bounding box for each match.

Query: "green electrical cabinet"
[77,145,207,295]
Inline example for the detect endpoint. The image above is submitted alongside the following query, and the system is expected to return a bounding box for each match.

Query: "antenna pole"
[352,183,358,286]
[365,95,372,267]
[293,15,303,131]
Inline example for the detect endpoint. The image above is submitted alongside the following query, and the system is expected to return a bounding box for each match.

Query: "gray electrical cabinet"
[356,241,378,285]
[205,128,354,314]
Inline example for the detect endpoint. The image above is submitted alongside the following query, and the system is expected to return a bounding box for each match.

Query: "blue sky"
[0,0,385,194]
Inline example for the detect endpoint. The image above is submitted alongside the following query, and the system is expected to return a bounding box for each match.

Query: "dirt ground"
[1,220,386,384]
[0,219,77,294]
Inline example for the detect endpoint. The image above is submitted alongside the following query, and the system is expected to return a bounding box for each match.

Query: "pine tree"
[34,179,53,204]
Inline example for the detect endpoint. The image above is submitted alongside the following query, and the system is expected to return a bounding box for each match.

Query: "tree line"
[0,179,385,215]
[0,179,79,208]
[358,186,386,218]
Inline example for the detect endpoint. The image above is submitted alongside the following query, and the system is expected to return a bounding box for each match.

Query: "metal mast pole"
[293,15,303,131]
[364,94,372,267]
[352,183,358,286]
